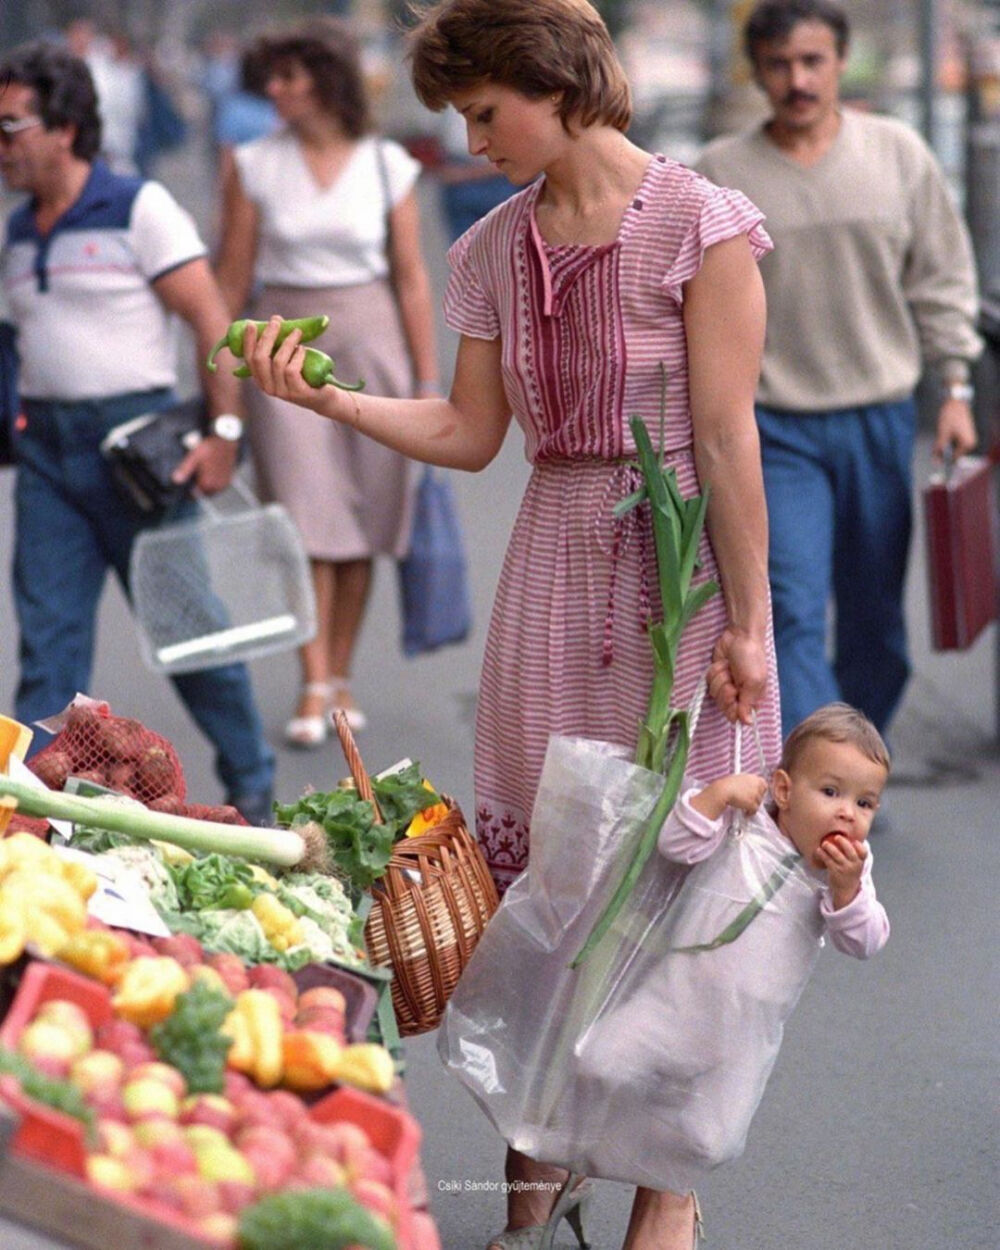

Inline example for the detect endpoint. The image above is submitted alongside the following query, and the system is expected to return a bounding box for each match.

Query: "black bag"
[397,466,472,656]
[99,398,205,513]
[0,321,19,469]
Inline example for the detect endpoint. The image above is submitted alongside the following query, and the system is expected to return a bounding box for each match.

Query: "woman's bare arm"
[683,233,770,721]
[244,319,512,471]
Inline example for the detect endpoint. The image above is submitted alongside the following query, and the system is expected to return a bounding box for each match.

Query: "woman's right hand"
[706,626,768,724]
[243,317,355,423]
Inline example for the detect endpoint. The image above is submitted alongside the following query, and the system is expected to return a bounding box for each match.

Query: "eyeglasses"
[0,116,43,142]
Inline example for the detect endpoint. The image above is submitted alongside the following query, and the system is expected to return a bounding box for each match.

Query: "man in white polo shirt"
[0,40,275,824]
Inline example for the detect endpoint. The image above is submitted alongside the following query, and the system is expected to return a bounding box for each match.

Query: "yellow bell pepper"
[54,857,98,902]
[1,869,88,934]
[327,1042,396,1095]
[405,781,449,837]
[55,928,132,986]
[226,989,283,1088]
[250,893,303,953]
[281,1029,343,1092]
[0,832,55,876]
[112,956,190,1028]
[0,900,26,964]
[221,1003,256,1073]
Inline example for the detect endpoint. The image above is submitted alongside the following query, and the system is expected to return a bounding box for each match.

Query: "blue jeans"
[12,391,275,800]
[756,400,916,738]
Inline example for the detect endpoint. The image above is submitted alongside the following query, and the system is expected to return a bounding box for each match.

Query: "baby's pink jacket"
[659,788,890,959]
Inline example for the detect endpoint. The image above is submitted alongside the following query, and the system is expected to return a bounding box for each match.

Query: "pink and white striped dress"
[445,154,783,893]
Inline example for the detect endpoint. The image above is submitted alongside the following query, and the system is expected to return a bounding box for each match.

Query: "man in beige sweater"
[696,0,981,740]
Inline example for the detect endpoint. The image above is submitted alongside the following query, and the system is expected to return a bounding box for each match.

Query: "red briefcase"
[922,454,999,651]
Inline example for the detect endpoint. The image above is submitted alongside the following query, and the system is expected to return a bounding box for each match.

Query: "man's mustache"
[783,90,818,106]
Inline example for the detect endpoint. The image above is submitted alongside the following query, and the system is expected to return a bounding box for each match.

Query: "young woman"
[242,3,783,1246]
[214,16,439,743]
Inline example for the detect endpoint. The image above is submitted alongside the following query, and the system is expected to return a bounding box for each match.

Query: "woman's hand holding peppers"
[242,318,348,419]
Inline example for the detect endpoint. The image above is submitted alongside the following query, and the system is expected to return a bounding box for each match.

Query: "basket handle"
[332,709,383,824]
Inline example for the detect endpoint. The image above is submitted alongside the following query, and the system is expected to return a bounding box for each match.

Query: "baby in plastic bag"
[575,701,890,1174]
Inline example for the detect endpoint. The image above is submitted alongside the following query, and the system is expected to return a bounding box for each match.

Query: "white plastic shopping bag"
[439,733,826,1194]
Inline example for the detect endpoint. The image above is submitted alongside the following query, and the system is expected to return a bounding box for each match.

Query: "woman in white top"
[215,16,439,743]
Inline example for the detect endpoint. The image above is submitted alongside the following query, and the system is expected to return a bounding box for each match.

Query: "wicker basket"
[334,712,499,1037]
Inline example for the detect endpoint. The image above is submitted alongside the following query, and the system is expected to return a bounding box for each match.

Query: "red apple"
[296,985,347,1014]
[294,1006,346,1040]
[350,1177,399,1227]
[122,1075,180,1121]
[70,1048,125,1095]
[248,964,298,999]
[206,953,250,997]
[179,1093,238,1136]
[216,1178,257,1215]
[160,1174,223,1221]
[85,1085,128,1122]
[196,1212,239,1246]
[152,933,204,967]
[86,1153,137,1193]
[18,1018,84,1077]
[128,1061,187,1099]
[35,999,94,1048]
[291,1152,347,1189]
[96,1118,136,1158]
[94,1017,144,1057]
[264,1088,309,1133]
[234,1125,296,1192]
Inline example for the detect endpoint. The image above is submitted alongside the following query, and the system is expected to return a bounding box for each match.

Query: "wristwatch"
[943,382,974,403]
[209,413,244,441]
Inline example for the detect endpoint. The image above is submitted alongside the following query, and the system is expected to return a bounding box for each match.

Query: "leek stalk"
[0,778,304,867]
[571,409,718,967]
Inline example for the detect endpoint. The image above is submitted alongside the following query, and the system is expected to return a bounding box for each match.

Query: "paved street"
[0,124,997,1249]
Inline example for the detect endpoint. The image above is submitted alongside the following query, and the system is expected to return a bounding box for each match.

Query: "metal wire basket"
[129,478,316,674]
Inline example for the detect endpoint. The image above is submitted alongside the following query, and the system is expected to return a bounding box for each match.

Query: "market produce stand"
[0,703,487,1250]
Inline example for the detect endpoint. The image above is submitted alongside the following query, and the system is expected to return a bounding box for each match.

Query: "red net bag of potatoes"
[28,699,186,806]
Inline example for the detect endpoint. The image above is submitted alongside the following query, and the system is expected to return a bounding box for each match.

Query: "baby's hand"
[815,835,867,909]
[690,773,767,821]
[725,773,768,814]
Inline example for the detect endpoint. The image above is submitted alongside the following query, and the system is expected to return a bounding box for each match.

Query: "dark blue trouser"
[756,399,916,738]
[12,390,275,800]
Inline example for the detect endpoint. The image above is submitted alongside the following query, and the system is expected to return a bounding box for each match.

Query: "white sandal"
[284,681,333,748]
[331,680,367,734]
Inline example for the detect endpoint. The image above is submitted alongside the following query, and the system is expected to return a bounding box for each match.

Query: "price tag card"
[54,845,171,938]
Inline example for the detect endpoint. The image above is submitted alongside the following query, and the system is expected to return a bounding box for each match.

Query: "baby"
[662,699,890,956]
[573,702,890,1187]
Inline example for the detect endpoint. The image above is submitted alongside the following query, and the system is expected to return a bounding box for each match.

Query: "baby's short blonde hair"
[779,702,890,775]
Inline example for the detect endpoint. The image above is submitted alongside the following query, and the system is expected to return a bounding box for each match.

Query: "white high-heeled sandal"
[284,681,333,748]
[331,680,367,734]
[485,1176,592,1250]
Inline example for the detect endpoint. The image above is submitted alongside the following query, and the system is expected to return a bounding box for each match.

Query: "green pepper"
[206,315,330,372]
[232,346,365,392]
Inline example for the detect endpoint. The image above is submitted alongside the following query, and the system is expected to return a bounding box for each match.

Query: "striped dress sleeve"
[443,223,501,340]
[662,181,773,306]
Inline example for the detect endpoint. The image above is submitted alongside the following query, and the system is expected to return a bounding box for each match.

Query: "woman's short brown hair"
[407,0,632,133]
[251,16,370,137]
[779,702,891,775]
